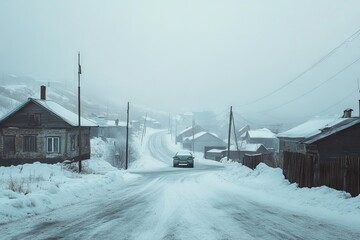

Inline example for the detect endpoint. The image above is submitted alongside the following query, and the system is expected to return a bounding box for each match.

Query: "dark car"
[173,151,194,168]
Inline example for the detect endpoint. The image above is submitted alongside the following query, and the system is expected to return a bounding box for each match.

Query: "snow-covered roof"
[0,98,97,127]
[277,116,348,139]
[207,149,226,153]
[240,143,263,151]
[178,125,204,136]
[238,125,250,135]
[183,131,220,141]
[219,143,266,152]
[247,128,276,139]
[33,99,98,127]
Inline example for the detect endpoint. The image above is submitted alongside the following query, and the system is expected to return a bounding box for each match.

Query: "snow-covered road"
[1,131,359,240]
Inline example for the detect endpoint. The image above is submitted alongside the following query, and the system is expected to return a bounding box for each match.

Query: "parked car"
[173,151,194,168]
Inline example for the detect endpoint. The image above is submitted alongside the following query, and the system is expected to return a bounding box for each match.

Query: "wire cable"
[236,26,360,107]
[248,56,360,113]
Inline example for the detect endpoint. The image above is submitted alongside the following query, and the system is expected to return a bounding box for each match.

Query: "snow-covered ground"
[0,128,359,239]
[0,138,139,224]
[163,130,360,228]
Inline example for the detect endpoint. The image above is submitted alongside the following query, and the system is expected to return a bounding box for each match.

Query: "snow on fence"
[282,151,360,197]
[242,153,277,170]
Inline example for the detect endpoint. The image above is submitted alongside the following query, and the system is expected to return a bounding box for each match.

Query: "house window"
[28,113,41,126]
[47,137,60,153]
[23,135,37,152]
[71,135,76,151]
[4,135,15,153]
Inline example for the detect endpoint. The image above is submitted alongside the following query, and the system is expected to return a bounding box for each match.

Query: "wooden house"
[243,128,279,151]
[277,112,360,196]
[183,131,226,152]
[176,125,204,144]
[0,90,97,166]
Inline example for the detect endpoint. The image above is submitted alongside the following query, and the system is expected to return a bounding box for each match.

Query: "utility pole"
[78,52,82,173]
[125,102,130,170]
[168,113,171,134]
[192,117,195,153]
[141,113,147,146]
[358,78,360,117]
[175,115,178,145]
[232,114,241,162]
[227,106,232,161]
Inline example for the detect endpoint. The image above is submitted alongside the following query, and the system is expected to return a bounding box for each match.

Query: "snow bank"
[162,132,360,227]
[0,138,139,224]
[214,160,360,228]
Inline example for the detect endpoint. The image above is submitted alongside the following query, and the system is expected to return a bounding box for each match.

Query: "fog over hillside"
[0,74,170,127]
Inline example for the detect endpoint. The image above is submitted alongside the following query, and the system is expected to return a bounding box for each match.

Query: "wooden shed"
[278,114,360,196]
[0,97,97,166]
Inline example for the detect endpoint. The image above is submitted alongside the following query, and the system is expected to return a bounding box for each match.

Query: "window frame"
[23,135,37,152]
[46,136,60,153]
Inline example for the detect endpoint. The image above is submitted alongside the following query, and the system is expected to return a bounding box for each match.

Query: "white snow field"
[0,129,359,240]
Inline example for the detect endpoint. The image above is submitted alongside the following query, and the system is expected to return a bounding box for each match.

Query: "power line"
[236,26,360,107]
[311,89,358,117]
[247,56,360,114]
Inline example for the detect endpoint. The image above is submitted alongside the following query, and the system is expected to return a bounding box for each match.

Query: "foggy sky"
[1,0,360,126]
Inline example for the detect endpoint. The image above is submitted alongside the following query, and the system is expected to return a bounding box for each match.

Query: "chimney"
[342,108,353,118]
[40,85,46,100]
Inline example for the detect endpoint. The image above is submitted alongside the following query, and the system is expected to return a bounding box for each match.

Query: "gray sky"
[1,0,360,126]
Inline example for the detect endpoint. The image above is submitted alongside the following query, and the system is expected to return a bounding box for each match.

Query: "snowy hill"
[0,74,169,125]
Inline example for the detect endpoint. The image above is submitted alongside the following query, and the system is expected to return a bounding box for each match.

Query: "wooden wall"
[283,151,360,197]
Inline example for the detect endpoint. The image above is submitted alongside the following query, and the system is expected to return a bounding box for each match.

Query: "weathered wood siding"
[282,151,360,197]
[242,153,277,169]
[0,100,92,166]
[0,101,71,129]
[315,126,360,161]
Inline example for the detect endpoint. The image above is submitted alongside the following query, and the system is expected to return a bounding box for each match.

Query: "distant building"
[238,125,250,141]
[0,87,97,166]
[243,128,279,151]
[183,131,226,152]
[205,143,269,162]
[176,125,204,144]
[90,116,127,139]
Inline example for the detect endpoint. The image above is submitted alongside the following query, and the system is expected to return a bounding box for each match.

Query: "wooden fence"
[242,153,277,170]
[283,151,360,197]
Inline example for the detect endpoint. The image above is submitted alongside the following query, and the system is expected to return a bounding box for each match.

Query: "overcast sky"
[1,0,360,126]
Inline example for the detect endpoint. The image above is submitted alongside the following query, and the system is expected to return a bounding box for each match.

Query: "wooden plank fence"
[243,153,276,170]
[283,151,360,197]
